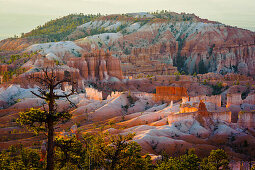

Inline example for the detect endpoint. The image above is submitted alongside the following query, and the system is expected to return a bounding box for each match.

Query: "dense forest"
[22,14,101,42]
[0,136,232,170]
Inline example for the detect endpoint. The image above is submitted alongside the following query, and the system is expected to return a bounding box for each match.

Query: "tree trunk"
[47,87,55,170]
[47,118,54,170]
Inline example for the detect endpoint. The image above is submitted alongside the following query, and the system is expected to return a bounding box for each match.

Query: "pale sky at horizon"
[0,0,254,40]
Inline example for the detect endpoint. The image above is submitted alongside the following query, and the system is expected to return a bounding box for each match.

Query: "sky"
[0,0,254,40]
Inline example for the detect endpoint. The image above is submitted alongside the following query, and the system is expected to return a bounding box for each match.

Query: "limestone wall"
[226,93,242,107]
[237,112,255,128]
[67,49,123,80]
[154,86,188,102]
[85,87,102,100]
[189,95,221,107]
[168,111,232,125]
[168,112,196,125]
[211,111,232,123]
[179,107,198,113]
[169,110,254,128]
[243,94,255,105]
[133,92,154,100]
[106,91,122,100]
[227,93,255,107]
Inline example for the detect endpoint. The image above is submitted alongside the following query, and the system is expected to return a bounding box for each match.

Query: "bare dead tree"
[17,67,77,170]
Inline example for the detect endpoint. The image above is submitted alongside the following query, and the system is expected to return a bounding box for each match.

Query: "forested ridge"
[22,14,101,42]
[19,11,205,43]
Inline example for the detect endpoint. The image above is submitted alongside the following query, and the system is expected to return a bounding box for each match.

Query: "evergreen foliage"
[0,52,37,83]
[16,68,76,170]
[55,136,85,169]
[0,141,231,170]
[0,145,44,170]
[149,10,195,22]
[19,11,202,43]
[200,149,230,170]
[157,149,230,170]
[78,132,154,170]
[22,14,100,42]
[156,149,200,170]
[210,81,226,95]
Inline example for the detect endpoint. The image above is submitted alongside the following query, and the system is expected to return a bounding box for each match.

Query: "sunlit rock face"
[179,100,213,114]
[74,16,255,77]
[238,112,255,128]
[85,87,103,100]
[120,53,177,77]
[226,93,255,108]
[67,49,123,80]
[226,93,243,107]
[154,86,188,102]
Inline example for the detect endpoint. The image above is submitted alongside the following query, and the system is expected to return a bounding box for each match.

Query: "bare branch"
[54,92,74,98]
[53,78,71,88]
[44,67,52,84]
[65,95,77,108]
[38,88,48,96]
[31,91,47,100]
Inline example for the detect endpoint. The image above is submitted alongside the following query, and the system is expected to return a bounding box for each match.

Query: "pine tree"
[17,67,76,170]
[201,149,229,170]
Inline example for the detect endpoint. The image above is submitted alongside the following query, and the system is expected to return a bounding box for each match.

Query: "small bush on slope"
[0,145,44,170]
